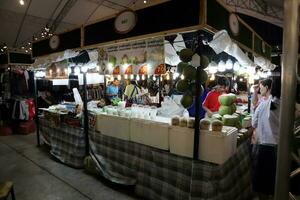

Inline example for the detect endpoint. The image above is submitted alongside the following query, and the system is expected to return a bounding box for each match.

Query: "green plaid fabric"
[89,131,253,200]
[39,118,86,168]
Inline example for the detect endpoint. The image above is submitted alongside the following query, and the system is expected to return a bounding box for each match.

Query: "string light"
[136,75,140,81]
[141,74,145,80]
[218,60,226,72]
[210,73,215,81]
[130,74,134,80]
[152,75,156,81]
[124,74,128,79]
[180,74,184,80]
[225,60,233,70]
[117,74,121,80]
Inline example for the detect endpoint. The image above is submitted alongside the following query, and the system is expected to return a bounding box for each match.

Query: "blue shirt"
[106,85,119,100]
[187,89,208,119]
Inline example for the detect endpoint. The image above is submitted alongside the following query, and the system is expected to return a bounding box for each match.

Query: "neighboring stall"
[0,51,35,136]
[33,50,104,168]
[31,0,276,199]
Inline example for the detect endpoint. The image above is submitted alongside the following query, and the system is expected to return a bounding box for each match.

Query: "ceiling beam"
[84,0,105,24]
[13,0,33,47]
[50,0,78,32]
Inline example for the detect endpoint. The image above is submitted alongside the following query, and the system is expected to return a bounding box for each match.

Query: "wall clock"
[114,10,137,34]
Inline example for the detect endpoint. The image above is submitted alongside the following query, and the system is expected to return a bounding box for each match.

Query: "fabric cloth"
[89,131,253,200]
[39,117,86,168]
[124,84,140,98]
[106,85,119,101]
[202,90,222,112]
[252,97,280,145]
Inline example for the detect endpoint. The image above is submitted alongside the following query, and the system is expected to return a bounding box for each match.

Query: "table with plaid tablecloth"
[39,118,86,168]
[89,130,253,200]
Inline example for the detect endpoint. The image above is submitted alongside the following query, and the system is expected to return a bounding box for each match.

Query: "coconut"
[218,105,233,116]
[177,62,189,73]
[211,119,223,132]
[176,80,189,93]
[181,94,194,108]
[178,48,194,62]
[200,118,210,130]
[222,114,239,127]
[183,65,196,80]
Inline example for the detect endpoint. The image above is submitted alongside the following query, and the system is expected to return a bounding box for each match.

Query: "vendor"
[202,76,229,117]
[106,78,119,102]
[124,80,140,100]
[37,90,57,108]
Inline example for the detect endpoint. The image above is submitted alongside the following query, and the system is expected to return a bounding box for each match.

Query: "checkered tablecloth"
[89,130,253,200]
[39,118,86,168]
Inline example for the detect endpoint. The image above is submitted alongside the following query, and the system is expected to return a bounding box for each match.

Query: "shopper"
[106,78,119,102]
[251,78,279,200]
[202,76,229,117]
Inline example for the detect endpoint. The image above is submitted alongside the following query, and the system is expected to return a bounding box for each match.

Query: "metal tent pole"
[83,72,89,156]
[274,0,299,199]
[34,75,40,146]
[193,66,201,159]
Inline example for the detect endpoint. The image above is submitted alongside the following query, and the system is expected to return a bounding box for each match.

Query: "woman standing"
[251,78,280,200]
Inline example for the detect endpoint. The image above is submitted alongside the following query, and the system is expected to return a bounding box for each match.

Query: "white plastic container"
[96,114,130,141]
[169,126,238,164]
[130,119,170,150]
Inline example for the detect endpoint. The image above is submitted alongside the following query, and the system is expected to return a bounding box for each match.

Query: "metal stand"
[274,0,299,199]
[34,76,40,146]
[193,66,201,159]
[83,72,89,155]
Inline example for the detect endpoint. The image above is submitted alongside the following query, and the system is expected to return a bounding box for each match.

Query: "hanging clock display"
[229,13,239,36]
[49,35,60,50]
[114,10,137,34]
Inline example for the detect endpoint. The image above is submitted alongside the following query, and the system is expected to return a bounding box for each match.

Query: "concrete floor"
[0,133,140,200]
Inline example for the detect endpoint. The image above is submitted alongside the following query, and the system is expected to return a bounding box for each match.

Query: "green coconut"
[181,94,194,108]
[222,114,239,127]
[176,80,189,93]
[200,118,211,130]
[200,55,210,69]
[211,119,223,132]
[178,48,194,62]
[199,69,208,84]
[218,105,234,116]
[212,113,222,121]
[231,104,237,113]
[177,62,189,73]
[218,93,237,106]
[183,65,196,80]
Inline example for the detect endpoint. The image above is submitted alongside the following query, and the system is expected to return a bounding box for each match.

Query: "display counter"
[39,110,86,168]
[89,130,252,200]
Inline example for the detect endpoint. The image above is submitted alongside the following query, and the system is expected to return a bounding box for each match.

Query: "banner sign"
[98,37,165,75]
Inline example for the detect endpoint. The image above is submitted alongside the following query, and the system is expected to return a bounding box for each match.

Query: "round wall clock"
[49,35,60,50]
[229,13,239,36]
[114,10,137,34]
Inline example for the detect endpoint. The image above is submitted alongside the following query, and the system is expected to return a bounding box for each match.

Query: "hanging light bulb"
[218,60,226,72]
[117,74,121,80]
[233,62,240,71]
[239,78,244,82]
[225,59,233,70]
[57,68,60,74]
[124,74,128,79]
[130,74,134,80]
[152,75,156,81]
[166,73,170,80]
[136,75,140,81]
[173,72,179,80]
[142,74,145,80]
[210,73,215,81]
[64,68,68,75]
[180,74,184,80]
[49,69,52,75]
[208,61,218,74]
[19,0,25,5]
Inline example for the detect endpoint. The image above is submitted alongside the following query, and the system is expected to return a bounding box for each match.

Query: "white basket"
[169,126,238,164]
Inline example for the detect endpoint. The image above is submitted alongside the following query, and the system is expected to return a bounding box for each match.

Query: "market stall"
[34,50,104,168]
[31,0,277,199]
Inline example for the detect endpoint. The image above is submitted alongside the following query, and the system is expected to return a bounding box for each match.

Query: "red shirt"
[202,91,222,112]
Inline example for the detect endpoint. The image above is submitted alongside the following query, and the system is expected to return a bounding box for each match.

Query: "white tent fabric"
[254,55,277,70]
[209,30,256,68]
[164,40,181,66]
